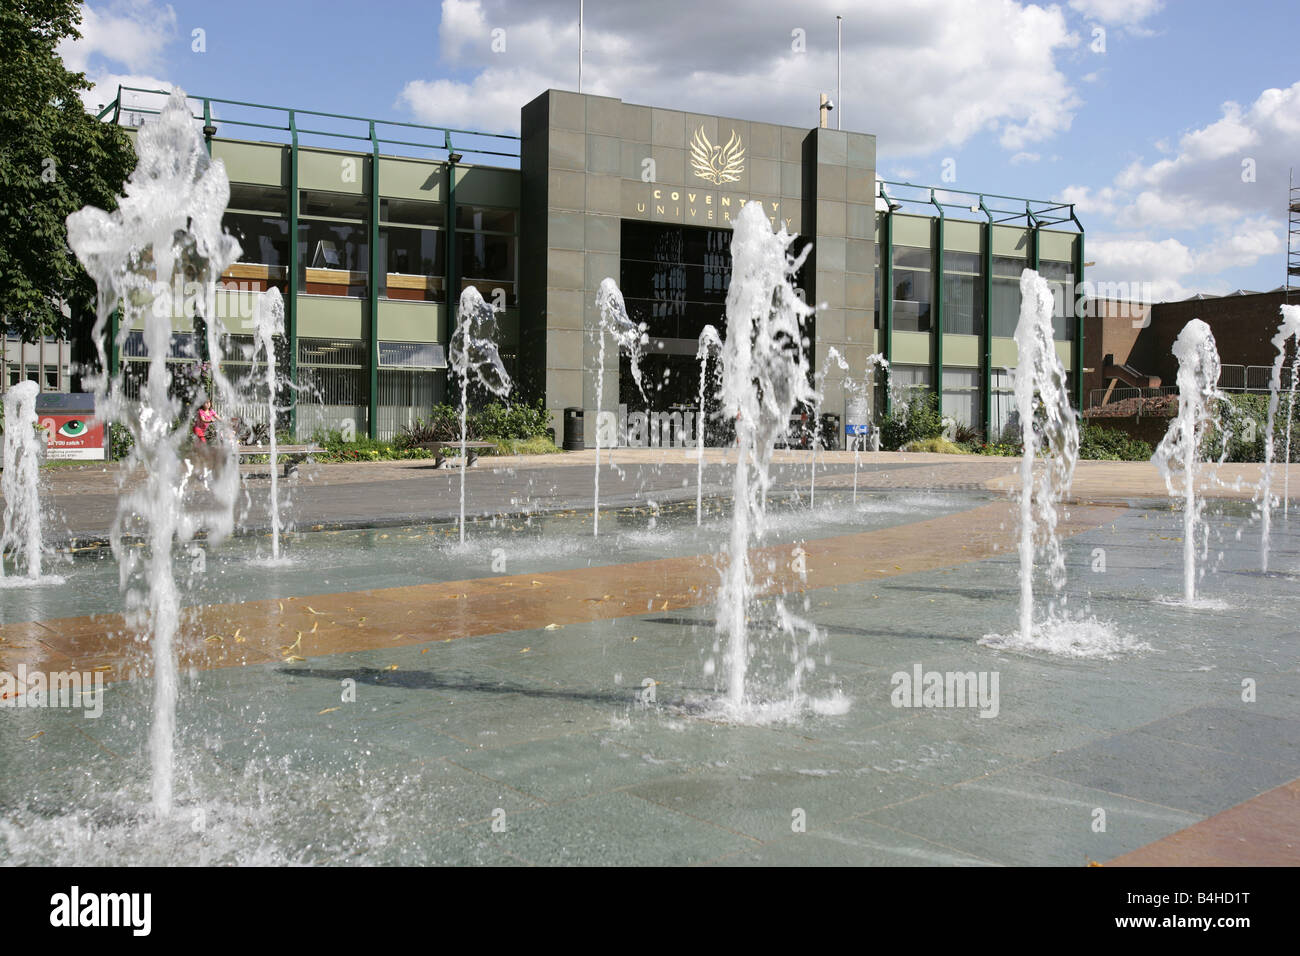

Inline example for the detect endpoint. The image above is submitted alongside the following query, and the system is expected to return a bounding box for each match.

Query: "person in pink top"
[193,399,219,444]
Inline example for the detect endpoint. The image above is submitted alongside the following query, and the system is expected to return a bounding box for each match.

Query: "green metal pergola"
[875,180,1084,438]
[94,86,521,439]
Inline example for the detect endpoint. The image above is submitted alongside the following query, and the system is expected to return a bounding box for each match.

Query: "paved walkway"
[31,450,1297,543]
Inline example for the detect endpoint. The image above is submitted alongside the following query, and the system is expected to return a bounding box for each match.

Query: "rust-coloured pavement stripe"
[0,501,1126,690]
[1107,777,1300,866]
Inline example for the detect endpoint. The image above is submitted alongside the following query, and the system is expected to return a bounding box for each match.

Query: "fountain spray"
[695,325,723,526]
[252,288,285,559]
[450,287,512,544]
[68,90,242,818]
[1260,305,1300,571]
[1,382,49,580]
[592,279,646,537]
[1012,270,1080,643]
[1153,319,1224,604]
[716,202,817,709]
[810,346,849,509]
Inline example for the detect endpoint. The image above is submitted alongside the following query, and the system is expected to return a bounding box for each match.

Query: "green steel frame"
[929,188,945,417]
[288,110,299,434]
[877,180,1084,437]
[446,138,459,402]
[368,121,381,439]
[94,85,521,438]
[878,190,895,415]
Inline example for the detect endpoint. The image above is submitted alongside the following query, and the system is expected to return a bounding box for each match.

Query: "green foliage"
[901,436,969,454]
[879,392,944,451]
[488,435,561,456]
[394,405,475,447]
[108,422,132,459]
[1079,424,1153,461]
[1203,393,1299,463]
[394,401,552,449]
[476,399,551,440]
[952,421,983,445]
[0,0,137,341]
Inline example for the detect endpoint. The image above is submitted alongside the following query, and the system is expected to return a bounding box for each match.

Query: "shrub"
[1079,424,1153,461]
[901,436,968,454]
[477,399,551,440]
[1203,393,1300,463]
[394,405,475,447]
[879,392,944,451]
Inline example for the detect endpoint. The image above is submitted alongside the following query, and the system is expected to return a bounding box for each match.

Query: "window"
[381,198,446,302]
[299,190,368,297]
[991,368,1017,441]
[1039,259,1073,340]
[379,342,446,369]
[941,367,980,429]
[620,221,732,342]
[225,185,290,285]
[456,205,517,307]
[892,245,931,333]
[943,249,983,336]
[873,242,880,330]
[889,363,932,402]
[44,365,58,391]
[991,254,1026,337]
[456,206,515,233]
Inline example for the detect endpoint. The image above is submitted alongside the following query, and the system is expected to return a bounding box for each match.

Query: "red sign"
[37,414,105,461]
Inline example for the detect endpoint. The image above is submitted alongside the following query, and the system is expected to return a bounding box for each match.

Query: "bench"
[236,444,321,477]
[413,441,497,468]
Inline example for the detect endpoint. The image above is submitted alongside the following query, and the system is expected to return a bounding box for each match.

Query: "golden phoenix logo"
[690,126,745,185]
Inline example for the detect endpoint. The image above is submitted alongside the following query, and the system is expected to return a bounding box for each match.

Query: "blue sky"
[60,0,1300,301]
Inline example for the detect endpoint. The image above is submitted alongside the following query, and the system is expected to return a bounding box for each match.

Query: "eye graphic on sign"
[57,419,88,438]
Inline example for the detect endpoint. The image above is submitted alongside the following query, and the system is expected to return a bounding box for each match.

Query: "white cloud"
[1067,0,1163,28]
[1072,82,1300,297]
[399,0,1082,157]
[58,1,176,74]
[57,2,179,112]
[1010,152,1040,165]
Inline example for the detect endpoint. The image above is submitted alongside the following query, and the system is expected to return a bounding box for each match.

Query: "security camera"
[824,98,835,110]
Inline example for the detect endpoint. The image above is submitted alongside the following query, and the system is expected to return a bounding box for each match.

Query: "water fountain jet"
[695,324,722,526]
[450,287,512,544]
[1,382,54,582]
[1153,319,1225,604]
[252,288,285,560]
[1260,305,1300,571]
[715,202,819,711]
[67,89,242,817]
[592,279,646,537]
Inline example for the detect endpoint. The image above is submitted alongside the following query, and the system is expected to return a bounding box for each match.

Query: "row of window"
[875,245,1076,340]
[223,185,517,304]
[4,365,66,391]
[119,334,448,370]
[883,363,1072,435]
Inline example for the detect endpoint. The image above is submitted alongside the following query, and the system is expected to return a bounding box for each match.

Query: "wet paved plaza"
[1,453,1297,865]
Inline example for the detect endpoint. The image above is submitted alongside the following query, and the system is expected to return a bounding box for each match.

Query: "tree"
[0,0,137,343]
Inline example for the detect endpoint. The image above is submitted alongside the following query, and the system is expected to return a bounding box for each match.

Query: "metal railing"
[95,85,521,163]
[1087,385,1178,409]
[1088,366,1293,409]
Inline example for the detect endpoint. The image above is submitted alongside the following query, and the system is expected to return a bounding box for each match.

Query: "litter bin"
[562,406,585,450]
[819,413,840,450]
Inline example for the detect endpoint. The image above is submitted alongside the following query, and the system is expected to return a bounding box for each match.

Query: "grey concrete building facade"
[520,89,877,445]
